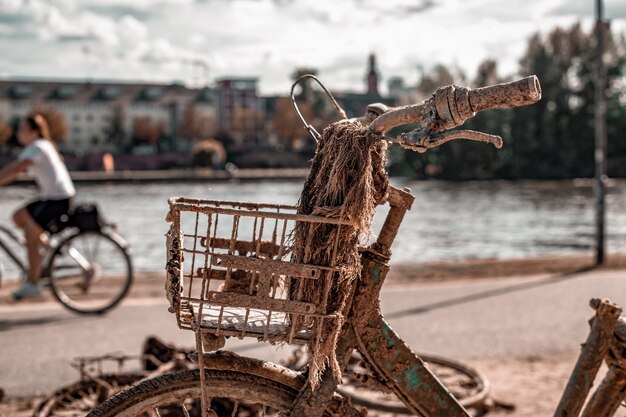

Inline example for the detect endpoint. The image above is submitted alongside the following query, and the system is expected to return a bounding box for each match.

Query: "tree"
[509,22,625,179]
[191,139,226,168]
[132,117,165,146]
[105,104,127,153]
[271,97,315,150]
[229,106,264,143]
[391,22,626,180]
[179,106,217,140]
[416,65,456,97]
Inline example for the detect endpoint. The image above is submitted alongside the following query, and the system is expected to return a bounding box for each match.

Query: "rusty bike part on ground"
[34,335,492,417]
[554,299,626,417]
[33,337,190,417]
[88,76,542,417]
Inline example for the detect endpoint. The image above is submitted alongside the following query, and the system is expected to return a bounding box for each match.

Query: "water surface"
[1,179,625,278]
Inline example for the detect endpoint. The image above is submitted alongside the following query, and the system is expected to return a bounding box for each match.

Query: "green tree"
[510,22,625,179]
[391,23,626,180]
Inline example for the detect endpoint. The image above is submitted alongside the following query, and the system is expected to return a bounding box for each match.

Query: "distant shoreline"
[9,168,310,185]
[9,169,626,186]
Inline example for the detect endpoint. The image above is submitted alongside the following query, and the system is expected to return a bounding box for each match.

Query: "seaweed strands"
[290,120,388,388]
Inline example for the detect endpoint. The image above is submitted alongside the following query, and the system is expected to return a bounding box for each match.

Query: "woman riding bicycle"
[0,113,75,299]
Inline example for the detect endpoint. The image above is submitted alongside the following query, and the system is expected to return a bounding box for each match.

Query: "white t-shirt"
[18,139,76,200]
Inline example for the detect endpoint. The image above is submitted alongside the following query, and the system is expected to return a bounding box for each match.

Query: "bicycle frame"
[0,224,28,281]
[287,186,471,417]
[0,224,95,285]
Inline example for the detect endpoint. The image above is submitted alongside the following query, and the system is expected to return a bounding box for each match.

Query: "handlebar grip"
[469,75,541,112]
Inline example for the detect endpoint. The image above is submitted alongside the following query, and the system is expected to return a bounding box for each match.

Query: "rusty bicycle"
[33,337,190,417]
[87,76,544,417]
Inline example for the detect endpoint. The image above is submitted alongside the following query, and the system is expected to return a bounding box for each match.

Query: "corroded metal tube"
[368,76,541,135]
[580,316,626,417]
[469,75,541,112]
[553,299,623,417]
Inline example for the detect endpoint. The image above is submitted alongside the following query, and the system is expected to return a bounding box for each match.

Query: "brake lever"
[390,129,503,153]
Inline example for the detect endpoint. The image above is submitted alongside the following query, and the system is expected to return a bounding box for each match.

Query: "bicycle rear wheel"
[87,368,337,417]
[46,229,133,315]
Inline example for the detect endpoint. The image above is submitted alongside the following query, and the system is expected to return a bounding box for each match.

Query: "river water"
[1,179,626,277]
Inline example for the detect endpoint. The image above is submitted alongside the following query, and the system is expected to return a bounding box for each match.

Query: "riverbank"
[10,168,310,185]
[2,253,625,305]
[389,252,626,283]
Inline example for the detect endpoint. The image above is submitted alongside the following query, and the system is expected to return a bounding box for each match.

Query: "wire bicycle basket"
[165,198,349,346]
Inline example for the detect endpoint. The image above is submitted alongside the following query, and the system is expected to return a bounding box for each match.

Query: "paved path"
[1,268,625,397]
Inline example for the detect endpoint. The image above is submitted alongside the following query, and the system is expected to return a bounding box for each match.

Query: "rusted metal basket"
[165,197,349,345]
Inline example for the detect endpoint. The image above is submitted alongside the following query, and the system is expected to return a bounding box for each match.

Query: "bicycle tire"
[87,368,337,417]
[339,352,490,415]
[46,229,133,315]
[33,373,144,417]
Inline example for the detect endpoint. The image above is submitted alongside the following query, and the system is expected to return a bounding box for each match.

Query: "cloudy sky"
[0,0,625,94]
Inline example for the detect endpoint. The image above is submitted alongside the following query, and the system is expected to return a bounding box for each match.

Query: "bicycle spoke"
[230,400,239,417]
[180,401,191,417]
[92,235,102,263]
[85,235,95,261]
[48,231,132,314]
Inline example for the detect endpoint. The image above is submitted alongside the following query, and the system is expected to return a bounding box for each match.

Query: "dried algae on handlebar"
[290,120,388,388]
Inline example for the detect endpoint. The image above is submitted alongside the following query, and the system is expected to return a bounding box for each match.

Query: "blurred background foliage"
[389,23,626,180]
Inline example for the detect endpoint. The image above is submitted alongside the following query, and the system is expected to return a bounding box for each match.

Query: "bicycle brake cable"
[290,74,347,143]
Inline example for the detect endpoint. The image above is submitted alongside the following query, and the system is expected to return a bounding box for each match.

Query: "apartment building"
[0,80,218,154]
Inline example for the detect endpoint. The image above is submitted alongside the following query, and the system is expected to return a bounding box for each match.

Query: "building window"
[99,87,120,100]
[55,86,76,99]
[141,87,163,101]
[73,114,80,122]
[86,114,94,122]
[10,85,33,98]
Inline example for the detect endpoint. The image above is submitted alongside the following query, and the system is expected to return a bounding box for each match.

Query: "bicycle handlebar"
[366,75,541,152]
[468,75,541,112]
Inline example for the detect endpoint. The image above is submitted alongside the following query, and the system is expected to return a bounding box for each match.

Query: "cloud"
[84,5,153,20]
[0,2,150,45]
[548,0,626,19]
[0,0,624,94]
[118,15,148,43]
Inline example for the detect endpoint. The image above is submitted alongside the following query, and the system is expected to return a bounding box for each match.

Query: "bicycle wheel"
[339,352,490,415]
[33,373,144,417]
[87,368,340,417]
[47,229,133,315]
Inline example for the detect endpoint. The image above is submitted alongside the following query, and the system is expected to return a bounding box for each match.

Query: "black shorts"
[25,198,72,233]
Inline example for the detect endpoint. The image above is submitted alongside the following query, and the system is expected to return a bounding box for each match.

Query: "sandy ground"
[1,255,625,416]
[3,353,624,416]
